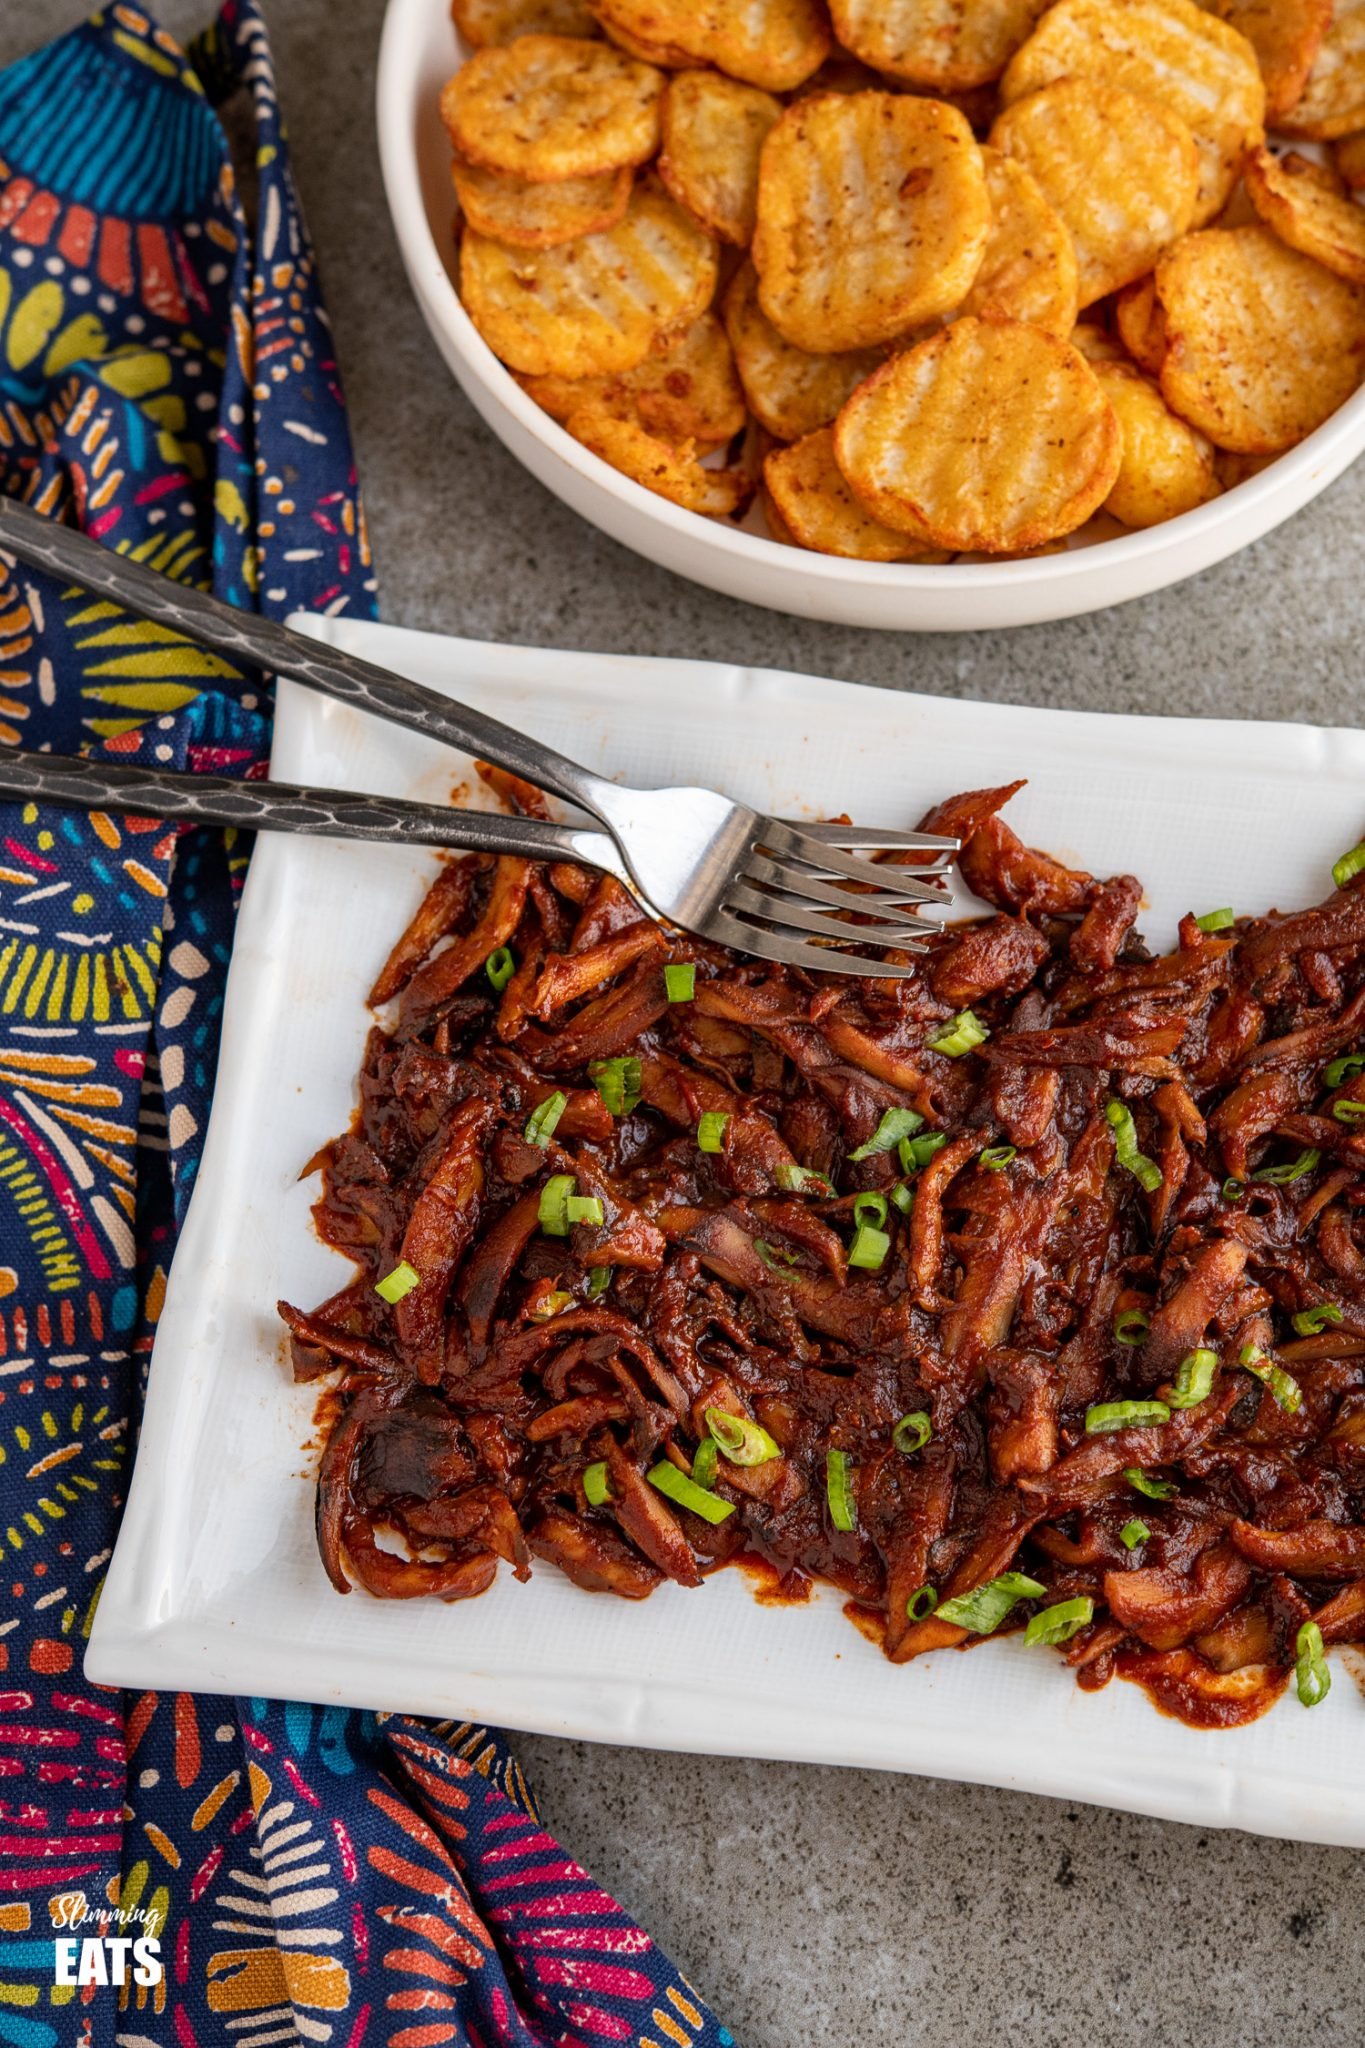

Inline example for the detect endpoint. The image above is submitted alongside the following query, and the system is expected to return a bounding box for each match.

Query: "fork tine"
[725,882,944,945]
[743,850,950,909]
[705,911,926,977]
[782,821,960,854]
[755,818,939,889]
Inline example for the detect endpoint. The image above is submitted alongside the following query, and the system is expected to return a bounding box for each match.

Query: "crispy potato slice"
[590,0,831,91]
[1002,0,1267,225]
[659,71,783,246]
[1245,144,1365,284]
[834,316,1121,551]
[440,36,663,181]
[723,261,883,437]
[753,93,990,351]
[1091,360,1221,526]
[960,146,1079,338]
[765,426,952,559]
[564,404,753,513]
[990,82,1200,307]
[1202,0,1332,123]
[461,174,718,376]
[1115,275,1169,374]
[1338,132,1365,190]
[519,312,747,440]
[1283,0,1365,139]
[1156,223,1365,450]
[831,0,1050,91]
[451,154,632,247]
[453,0,600,43]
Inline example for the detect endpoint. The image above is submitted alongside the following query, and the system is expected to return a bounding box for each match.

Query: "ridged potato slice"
[590,0,831,91]
[564,405,753,513]
[441,35,663,181]
[831,0,1050,91]
[518,312,747,442]
[1282,0,1365,139]
[1091,361,1221,527]
[960,146,1079,337]
[765,427,951,559]
[659,71,783,245]
[1245,144,1365,284]
[452,154,632,248]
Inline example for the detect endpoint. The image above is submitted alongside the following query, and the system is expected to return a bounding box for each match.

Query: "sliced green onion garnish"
[1194,907,1235,932]
[691,1437,719,1490]
[485,945,515,992]
[706,1406,781,1466]
[664,962,696,1002]
[529,1288,574,1321]
[375,1260,421,1305]
[1292,1302,1343,1336]
[899,1131,948,1172]
[524,1090,567,1148]
[1120,1518,1150,1550]
[754,1238,799,1272]
[848,1107,923,1162]
[565,1194,604,1227]
[1124,1467,1177,1499]
[1324,1051,1365,1088]
[538,1173,576,1236]
[697,1111,730,1154]
[1105,1100,1163,1194]
[853,1191,888,1230]
[892,1411,932,1455]
[583,1460,611,1506]
[1024,1595,1094,1647]
[648,1460,734,1523]
[1332,842,1365,890]
[1295,1619,1330,1707]
[848,1223,889,1271]
[980,1144,1017,1171]
[926,1009,989,1058]
[1086,1400,1171,1435]
[1168,1347,1217,1410]
[888,1181,915,1215]
[936,1570,1045,1636]
[776,1161,834,1196]
[1251,1148,1320,1185]
[1222,1178,1244,1202]
[586,1266,612,1298]
[1238,1343,1303,1414]
[1114,1308,1150,1347]
[825,1448,857,1531]
[907,1586,938,1622]
[1332,1099,1365,1124]
[588,1055,641,1117]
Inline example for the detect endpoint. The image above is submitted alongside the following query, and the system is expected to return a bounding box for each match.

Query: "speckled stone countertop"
[18,2,1365,2040]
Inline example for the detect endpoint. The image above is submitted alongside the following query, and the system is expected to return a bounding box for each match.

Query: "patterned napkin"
[0,7,734,2044]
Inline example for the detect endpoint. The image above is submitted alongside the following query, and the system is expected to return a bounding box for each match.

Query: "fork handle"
[0,746,621,868]
[0,495,617,820]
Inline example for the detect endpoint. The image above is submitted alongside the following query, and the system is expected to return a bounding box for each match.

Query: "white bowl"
[376,0,1365,632]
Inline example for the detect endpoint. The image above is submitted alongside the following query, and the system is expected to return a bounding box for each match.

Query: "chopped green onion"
[1024,1595,1094,1647]
[1114,1308,1150,1347]
[980,1144,1017,1171]
[848,1223,890,1271]
[524,1091,567,1148]
[937,1570,1045,1636]
[776,1162,834,1196]
[1333,1099,1365,1124]
[1086,1399,1171,1435]
[1251,1148,1320,1185]
[892,1411,932,1455]
[1105,1100,1163,1194]
[899,1131,948,1173]
[1222,1177,1245,1202]
[1292,1302,1343,1336]
[1332,842,1365,890]
[565,1194,604,1227]
[754,1238,799,1271]
[848,1107,923,1161]
[853,1191,888,1230]
[1295,1619,1331,1707]
[907,1586,938,1622]
[583,1460,611,1506]
[1324,1051,1365,1088]
[691,1437,719,1490]
[485,945,515,992]
[664,962,696,1002]
[648,1460,734,1523]
[586,1266,612,1298]
[1239,1343,1303,1415]
[538,1173,576,1236]
[706,1406,781,1466]
[1120,1518,1150,1551]
[697,1111,730,1154]
[1168,1347,1218,1410]
[529,1289,574,1321]
[1194,907,1235,933]
[926,1009,989,1058]
[888,1181,915,1216]
[588,1056,641,1117]
[1124,1467,1178,1499]
[375,1260,421,1305]
[825,1448,857,1531]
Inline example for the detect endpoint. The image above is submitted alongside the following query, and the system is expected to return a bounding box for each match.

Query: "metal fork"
[0,495,957,978]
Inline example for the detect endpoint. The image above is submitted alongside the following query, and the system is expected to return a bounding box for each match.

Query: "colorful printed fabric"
[0,9,734,2046]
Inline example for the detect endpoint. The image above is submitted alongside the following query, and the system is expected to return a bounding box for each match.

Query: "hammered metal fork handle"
[0,746,620,868]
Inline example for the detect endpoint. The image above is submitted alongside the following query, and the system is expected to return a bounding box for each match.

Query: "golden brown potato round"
[1091,360,1221,527]
[723,261,884,438]
[451,154,632,248]
[519,312,747,442]
[834,316,1122,552]
[1156,224,1365,450]
[1244,144,1365,285]
[440,36,664,182]
[960,148,1080,339]
[453,0,600,45]
[1115,275,1169,374]
[829,0,1050,92]
[752,92,991,351]
[659,71,784,246]
[590,0,831,91]
[1203,0,1332,124]
[564,404,753,513]
[1282,0,1365,139]
[764,426,952,559]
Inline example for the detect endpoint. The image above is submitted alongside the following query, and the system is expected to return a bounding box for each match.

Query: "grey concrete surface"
[10,1,1365,2042]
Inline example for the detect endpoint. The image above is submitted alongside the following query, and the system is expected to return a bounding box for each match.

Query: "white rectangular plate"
[89,619,1365,1846]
